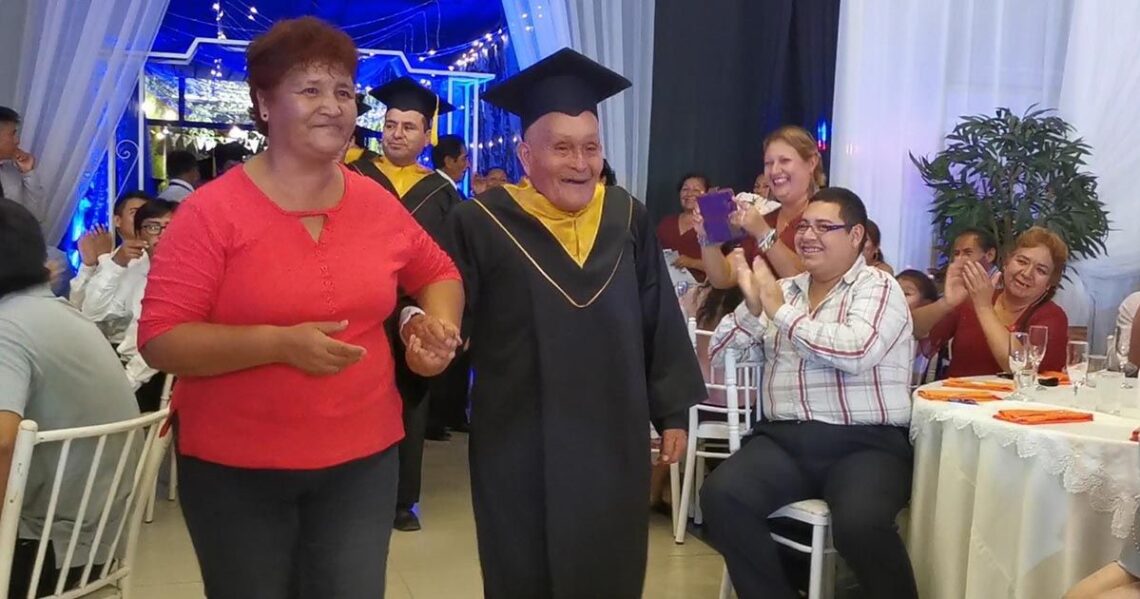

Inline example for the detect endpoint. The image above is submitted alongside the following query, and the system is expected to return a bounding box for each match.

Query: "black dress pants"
[700,421,917,599]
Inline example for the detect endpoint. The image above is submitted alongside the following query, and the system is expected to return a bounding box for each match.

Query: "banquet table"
[908,379,1140,599]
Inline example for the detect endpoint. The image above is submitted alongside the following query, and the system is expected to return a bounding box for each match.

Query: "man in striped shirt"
[700,187,917,599]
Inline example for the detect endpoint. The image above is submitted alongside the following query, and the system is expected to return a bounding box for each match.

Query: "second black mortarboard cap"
[369,77,456,120]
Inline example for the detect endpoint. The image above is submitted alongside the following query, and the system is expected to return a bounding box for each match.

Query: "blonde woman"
[698,125,825,287]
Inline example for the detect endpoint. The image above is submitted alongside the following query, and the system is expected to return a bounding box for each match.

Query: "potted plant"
[911,106,1110,266]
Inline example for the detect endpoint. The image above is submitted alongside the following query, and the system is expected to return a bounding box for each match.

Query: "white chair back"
[0,410,171,598]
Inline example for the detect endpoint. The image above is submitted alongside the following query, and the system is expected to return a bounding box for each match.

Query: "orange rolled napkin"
[917,389,1001,402]
[942,378,1015,392]
[993,409,1093,425]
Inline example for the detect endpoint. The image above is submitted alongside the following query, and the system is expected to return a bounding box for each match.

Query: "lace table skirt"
[908,386,1140,599]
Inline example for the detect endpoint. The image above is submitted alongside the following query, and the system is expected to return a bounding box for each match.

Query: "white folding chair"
[0,410,171,599]
[145,375,176,524]
[674,320,755,544]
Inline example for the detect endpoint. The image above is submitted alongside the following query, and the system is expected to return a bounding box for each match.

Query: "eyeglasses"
[141,222,168,235]
[794,221,853,236]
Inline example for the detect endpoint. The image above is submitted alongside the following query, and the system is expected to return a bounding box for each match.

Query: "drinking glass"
[1086,354,1108,389]
[1116,326,1137,381]
[1097,371,1126,414]
[1066,341,1089,399]
[1008,331,1032,401]
[1028,325,1049,390]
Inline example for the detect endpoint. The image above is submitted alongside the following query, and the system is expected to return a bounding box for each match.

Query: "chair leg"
[167,444,177,501]
[669,461,680,534]
[675,438,699,543]
[145,476,157,524]
[808,523,828,599]
[719,566,733,599]
[693,455,706,525]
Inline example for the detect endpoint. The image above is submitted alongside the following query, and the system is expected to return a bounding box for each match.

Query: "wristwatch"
[756,229,778,253]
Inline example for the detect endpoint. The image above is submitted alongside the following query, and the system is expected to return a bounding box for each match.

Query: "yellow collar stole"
[508,183,606,267]
[377,156,433,197]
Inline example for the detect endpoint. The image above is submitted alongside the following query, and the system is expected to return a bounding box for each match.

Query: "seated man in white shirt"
[69,192,152,308]
[85,199,176,410]
[700,188,917,599]
[0,198,140,596]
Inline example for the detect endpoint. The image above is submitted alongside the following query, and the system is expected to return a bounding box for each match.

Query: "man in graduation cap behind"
[445,48,705,598]
[350,78,466,532]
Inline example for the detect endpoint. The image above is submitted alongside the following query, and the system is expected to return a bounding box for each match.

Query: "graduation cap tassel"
[431,95,440,147]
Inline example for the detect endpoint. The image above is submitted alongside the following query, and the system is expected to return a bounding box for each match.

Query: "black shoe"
[425,426,451,441]
[394,508,421,532]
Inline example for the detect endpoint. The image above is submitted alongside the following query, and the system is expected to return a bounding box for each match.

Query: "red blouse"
[656,214,705,282]
[138,165,460,470]
[929,296,1069,379]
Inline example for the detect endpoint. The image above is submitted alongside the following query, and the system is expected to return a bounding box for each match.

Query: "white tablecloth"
[908,382,1140,599]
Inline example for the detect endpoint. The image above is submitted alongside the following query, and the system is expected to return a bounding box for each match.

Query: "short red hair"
[246,17,358,135]
[1011,226,1069,285]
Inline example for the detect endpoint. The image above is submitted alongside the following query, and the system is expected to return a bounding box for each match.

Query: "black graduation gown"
[445,185,706,599]
[347,159,462,242]
[347,158,463,396]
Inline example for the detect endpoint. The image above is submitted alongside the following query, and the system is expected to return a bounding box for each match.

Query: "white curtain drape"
[12,0,170,244]
[832,0,1140,347]
[500,0,655,200]
[830,0,1072,274]
[1056,2,1140,347]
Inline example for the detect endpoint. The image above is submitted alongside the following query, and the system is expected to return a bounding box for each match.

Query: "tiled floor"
[130,435,726,598]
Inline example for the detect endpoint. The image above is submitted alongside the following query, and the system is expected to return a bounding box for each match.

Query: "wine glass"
[1066,340,1089,399]
[1028,325,1049,390]
[1009,331,1032,401]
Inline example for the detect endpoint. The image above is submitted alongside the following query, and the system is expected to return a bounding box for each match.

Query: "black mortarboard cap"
[481,48,631,133]
[368,77,456,120]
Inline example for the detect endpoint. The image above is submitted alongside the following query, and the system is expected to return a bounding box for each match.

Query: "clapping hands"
[729,248,784,319]
[77,225,114,267]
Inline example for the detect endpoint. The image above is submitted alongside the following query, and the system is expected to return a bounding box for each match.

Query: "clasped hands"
[729,248,784,319]
[402,313,463,377]
[276,313,460,378]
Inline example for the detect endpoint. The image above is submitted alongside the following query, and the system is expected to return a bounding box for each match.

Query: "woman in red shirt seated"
[656,172,710,281]
[137,18,464,598]
[915,227,1069,378]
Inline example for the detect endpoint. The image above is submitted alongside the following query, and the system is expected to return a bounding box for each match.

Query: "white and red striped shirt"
[710,256,914,426]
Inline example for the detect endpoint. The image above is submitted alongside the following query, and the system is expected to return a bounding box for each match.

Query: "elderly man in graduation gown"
[350,77,466,532]
[445,49,706,598]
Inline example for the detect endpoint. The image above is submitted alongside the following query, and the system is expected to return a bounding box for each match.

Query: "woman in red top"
[699,125,821,287]
[917,227,1069,378]
[137,18,464,598]
[656,172,710,281]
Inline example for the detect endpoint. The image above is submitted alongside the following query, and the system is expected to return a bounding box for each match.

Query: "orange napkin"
[1040,371,1072,385]
[994,409,1093,425]
[917,389,1001,402]
[942,378,1015,392]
